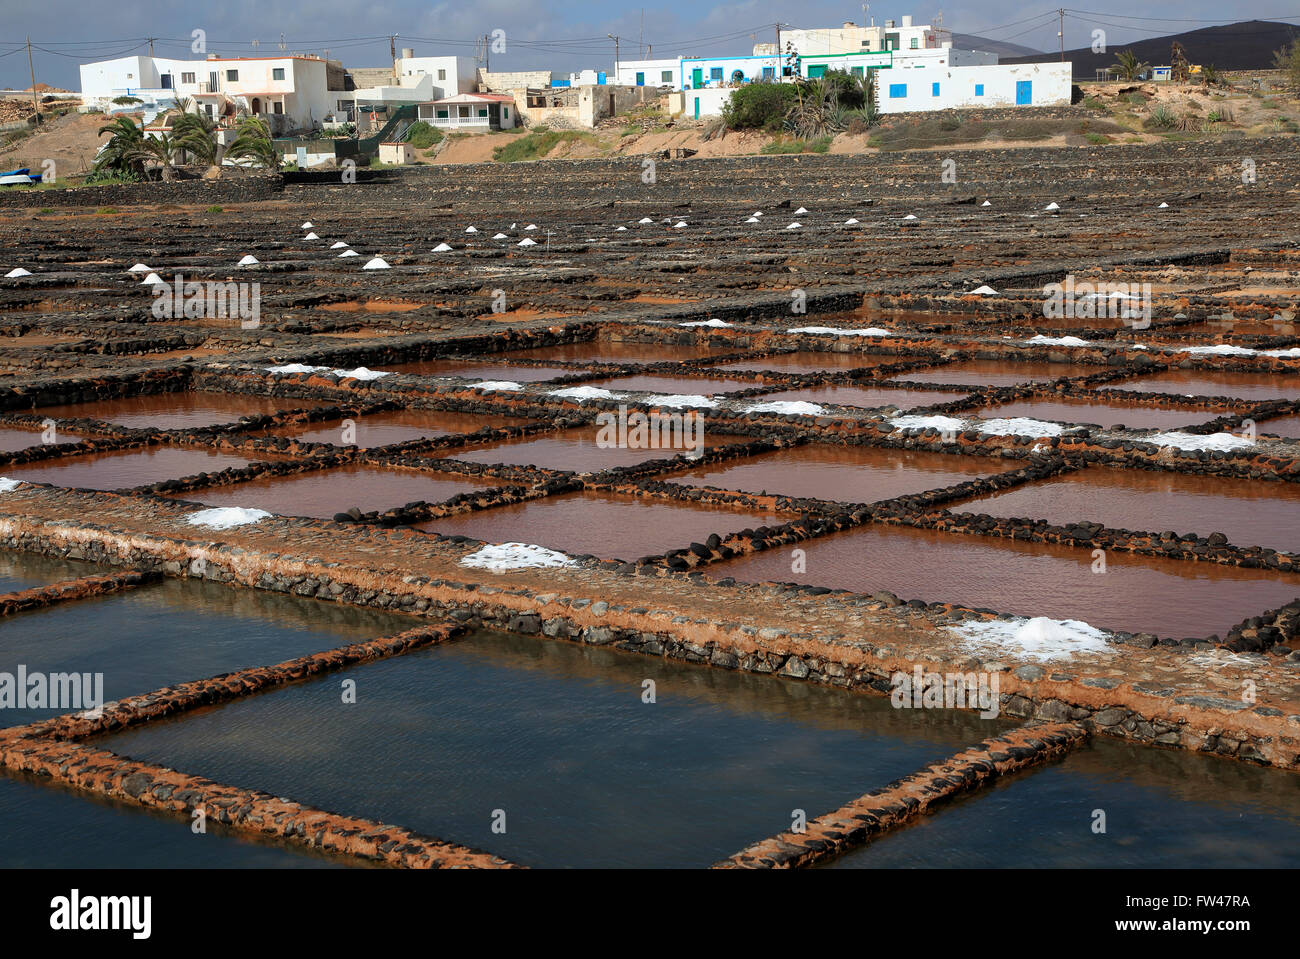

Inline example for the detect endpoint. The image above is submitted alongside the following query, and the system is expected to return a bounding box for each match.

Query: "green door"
[693,96,700,119]
[691,68,703,87]
[807,64,827,78]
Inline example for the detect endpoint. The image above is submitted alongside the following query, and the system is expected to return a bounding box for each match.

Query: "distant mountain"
[1003,19,1300,79]
[950,33,1043,59]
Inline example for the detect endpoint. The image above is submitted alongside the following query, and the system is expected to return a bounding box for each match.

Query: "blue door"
[1016,80,1032,105]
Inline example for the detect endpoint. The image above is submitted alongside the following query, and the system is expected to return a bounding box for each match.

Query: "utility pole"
[607,34,620,77]
[390,35,397,82]
[26,37,39,126]
[775,22,781,79]
[148,36,155,56]
[1059,9,1065,62]
[484,34,490,72]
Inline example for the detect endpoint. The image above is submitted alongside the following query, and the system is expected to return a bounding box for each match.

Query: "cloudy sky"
[1,1,1296,89]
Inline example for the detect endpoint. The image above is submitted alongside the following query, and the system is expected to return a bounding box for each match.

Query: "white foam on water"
[1262,347,1300,357]
[650,394,717,408]
[890,414,965,432]
[948,616,1112,662]
[979,417,1065,437]
[0,477,21,493]
[461,542,575,571]
[550,386,626,402]
[473,381,524,392]
[1150,431,1254,451]
[1027,334,1090,345]
[744,400,827,416]
[362,257,390,270]
[185,507,271,530]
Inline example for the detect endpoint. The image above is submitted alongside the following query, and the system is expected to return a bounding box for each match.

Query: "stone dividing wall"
[0,174,284,209]
[0,509,1295,770]
[0,621,518,869]
[716,722,1089,868]
[0,569,157,616]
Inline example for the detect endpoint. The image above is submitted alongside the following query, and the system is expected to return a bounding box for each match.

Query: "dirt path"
[0,112,111,179]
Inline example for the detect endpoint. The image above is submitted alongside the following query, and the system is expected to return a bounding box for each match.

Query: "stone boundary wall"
[0,569,156,616]
[716,722,1089,868]
[0,174,283,209]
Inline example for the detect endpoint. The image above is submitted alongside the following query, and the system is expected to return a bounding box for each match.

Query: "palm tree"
[1111,49,1150,82]
[224,115,281,171]
[1199,64,1222,88]
[135,132,182,181]
[93,116,146,179]
[173,110,220,167]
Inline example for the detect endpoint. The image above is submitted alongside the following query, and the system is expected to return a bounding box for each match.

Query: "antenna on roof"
[278,33,286,51]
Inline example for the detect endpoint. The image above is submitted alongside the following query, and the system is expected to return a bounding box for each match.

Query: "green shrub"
[1143,105,1178,130]
[405,120,443,150]
[722,83,799,132]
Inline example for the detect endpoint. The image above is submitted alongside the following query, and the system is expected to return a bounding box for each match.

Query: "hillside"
[1004,19,1300,78]
[950,34,1043,58]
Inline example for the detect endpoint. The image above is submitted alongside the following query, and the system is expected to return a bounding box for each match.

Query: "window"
[851,66,864,77]
[975,83,984,96]
[888,83,907,98]
[503,107,508,118]
[731,70,745,83]
[635,72,645,85]
[478,108,488,116]
[910,37,919,49]
[437,69,446,80]
[338,99,350,109]
[181,72,195,84]
[932,82,940,96]
[273,101,283,114]
[807,64,827,78]
[436,109,448,118]
[226,69,239,82]
[710,67,723,81]
[661,70,673,82]
[273,67,285,81]
[762,66,774,79]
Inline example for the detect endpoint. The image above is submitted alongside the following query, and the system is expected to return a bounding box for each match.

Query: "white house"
[780,16,941,56]
[875,61,1072,113]
[79,54,332,133]
[614,59,680,88]
[680,54,782,89]
[417,92,516,130]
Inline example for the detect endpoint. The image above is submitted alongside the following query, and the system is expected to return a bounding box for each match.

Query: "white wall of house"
[614,59,680,87]
[79,55,331,130]
[396,56,477,97]
[781,16,937,55]
[876,61,1072,113]
[681,55,782,89]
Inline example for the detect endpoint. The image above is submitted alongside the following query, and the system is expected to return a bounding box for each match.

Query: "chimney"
[401,48,414,59]
[902,15,913,27]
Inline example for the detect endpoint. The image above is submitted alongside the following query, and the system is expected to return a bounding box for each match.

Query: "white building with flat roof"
[79,54,332,133]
